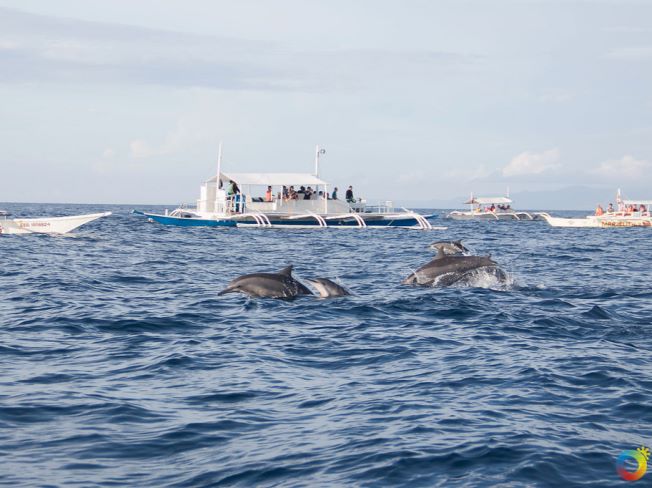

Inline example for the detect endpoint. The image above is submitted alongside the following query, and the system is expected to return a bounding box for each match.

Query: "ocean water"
[2,203,651,487]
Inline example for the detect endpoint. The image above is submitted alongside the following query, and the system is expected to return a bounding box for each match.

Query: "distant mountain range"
[392,185,646,211]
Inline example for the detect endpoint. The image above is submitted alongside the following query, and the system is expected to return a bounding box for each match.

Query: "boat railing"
[606,211,651,218]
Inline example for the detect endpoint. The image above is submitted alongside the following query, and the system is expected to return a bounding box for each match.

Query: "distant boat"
[537,190,652,228]
[446,194,537,221]
[0,211,111,235]
[134,145,439,230]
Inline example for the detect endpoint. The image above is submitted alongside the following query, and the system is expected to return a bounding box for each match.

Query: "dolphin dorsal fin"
[277,265,293,276]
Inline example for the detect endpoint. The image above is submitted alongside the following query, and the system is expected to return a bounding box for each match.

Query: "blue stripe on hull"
[136,212,236,227]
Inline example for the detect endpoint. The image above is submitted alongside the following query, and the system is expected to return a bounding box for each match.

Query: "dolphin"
[402,249,506,287]
[218,265,313,299]
[429,240,469,255]
[306,278,351,298]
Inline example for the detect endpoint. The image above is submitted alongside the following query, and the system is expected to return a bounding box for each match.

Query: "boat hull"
[0,212,112,235]
[447,211,537,221]
[133,211,237,228]
[537,213,652,228]
[134,210,439,229]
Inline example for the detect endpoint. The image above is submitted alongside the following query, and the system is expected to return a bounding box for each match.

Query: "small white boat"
[0,211,112,235]
[447,195,536,221]
[537,190,652,228]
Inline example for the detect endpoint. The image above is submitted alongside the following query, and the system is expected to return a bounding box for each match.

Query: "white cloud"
[593,155,652,179]
[538,91,574,103]
[502,148,560,177]
[129,140,156,159]
[444,165,492,181]
[397,170,427,184]
[127,117,220,160]
[0,6,475,91]
[605,46,652,60]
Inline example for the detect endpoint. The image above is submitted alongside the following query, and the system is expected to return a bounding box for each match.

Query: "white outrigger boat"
[537,190,652,228]
[446,194,537,221]
[0,211,111,235]
[135,146,439,230]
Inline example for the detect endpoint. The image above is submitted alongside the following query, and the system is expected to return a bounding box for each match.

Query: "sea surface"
[2,203,651,487]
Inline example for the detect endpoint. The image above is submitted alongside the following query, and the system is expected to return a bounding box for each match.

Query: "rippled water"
[2,203,651,487]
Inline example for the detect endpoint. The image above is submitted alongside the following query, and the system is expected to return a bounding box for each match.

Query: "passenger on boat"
[607,203,614,213]
[282,186,289,200]
[304,187,313,200]
[226,180,236,196]
[346,186,355,203]
[265,186,273,202]
[227,181,242,212]
[595,204,604,216]
[332,187,338,200]
[640,204,647,214]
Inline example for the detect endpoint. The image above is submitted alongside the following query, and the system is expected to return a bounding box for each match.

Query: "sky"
[0,0,651,209]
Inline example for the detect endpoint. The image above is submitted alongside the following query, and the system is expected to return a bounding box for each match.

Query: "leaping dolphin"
[218,265,313,299]
[402,249,507,287]
[306,278,351,298]
[429,240,469,255]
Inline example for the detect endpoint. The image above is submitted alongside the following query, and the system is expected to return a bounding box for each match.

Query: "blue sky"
[0,0,651,208]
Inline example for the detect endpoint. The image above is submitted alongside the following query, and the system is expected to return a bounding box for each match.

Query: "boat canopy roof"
[212,172,328,187]
[623,199,652,205]
[464,196,512,205]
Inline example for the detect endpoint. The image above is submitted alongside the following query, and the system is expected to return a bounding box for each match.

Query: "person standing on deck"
[345,186,355,203]
[332,187,338,200]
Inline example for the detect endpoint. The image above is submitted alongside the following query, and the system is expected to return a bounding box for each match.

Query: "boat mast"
[314,144,326,177]
[314,145,327,213]
[216,142,223,213]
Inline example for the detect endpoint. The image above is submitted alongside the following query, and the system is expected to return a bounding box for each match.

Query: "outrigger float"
[537,190,652,228]
[0,211,111,235]
[447,194,538,221]
[135,146,440,230]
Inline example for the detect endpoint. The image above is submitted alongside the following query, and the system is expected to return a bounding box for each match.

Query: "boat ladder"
[290,212,328,227]
[409,212,432,230]
[242,212,272,227]
[324,213,367,227]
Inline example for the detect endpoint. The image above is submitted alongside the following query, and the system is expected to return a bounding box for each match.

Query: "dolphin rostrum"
[402,249,506,287]
[429,240,469,255]
[306,278,351,298]
[218,265,313,298]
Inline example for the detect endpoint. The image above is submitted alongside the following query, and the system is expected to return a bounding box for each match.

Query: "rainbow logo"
[617,446,649,481]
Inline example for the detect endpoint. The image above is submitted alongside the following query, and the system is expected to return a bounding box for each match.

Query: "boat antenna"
[506,186,510,198]
[314,145,326,176]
